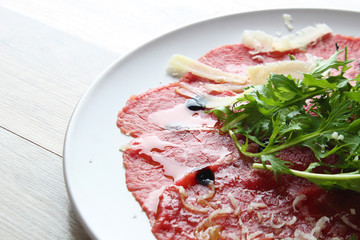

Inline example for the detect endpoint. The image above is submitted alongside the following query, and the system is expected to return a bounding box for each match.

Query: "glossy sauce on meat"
[117,33,360,239]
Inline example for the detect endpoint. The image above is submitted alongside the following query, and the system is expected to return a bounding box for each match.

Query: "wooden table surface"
[2,1,360,239]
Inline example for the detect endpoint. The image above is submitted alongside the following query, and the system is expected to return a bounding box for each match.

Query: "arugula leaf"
[349,235,359,240]
[259,155,294,179]
[253,163,360,192]
[209,48,360,192]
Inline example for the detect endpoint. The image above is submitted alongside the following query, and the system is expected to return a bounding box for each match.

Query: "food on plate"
[117,22,360,239]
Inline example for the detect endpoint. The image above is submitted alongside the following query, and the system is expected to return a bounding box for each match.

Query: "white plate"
[63,8,360,240]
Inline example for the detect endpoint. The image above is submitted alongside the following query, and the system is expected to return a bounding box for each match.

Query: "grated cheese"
[208,207,232,222]
[283,13,294,31]
[269,214,286,229]
[350,208,356,215]
[197,183,216,205]
[201,225,222,240]
[312,216,330,238]
[178,186,208,213]
[341,215,360,230]
[285,216,298,226]
[292,194,307,212]
[194,207,232,240]
[119,143,131,151]
[294,216,330,240]
[251,54,264,62]
[247,231,263,239]
[265,233,275,238]
[227,234,240,240]
[246,202,267,213]
[227,192,238,208]
[256,212,263,223]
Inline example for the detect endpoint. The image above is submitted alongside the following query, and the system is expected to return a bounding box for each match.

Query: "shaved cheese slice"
[247,60,316,85]
[176,83,253,109]
[169,53,316,88]
[167,54,249,84]
[242,24,332,52]
[204,83,249,93]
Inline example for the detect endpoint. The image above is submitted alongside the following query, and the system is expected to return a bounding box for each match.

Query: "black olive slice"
[195,167,215,186]
[186,97,206,111]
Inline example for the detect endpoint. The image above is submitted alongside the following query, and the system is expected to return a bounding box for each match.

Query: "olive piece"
[186,97,206,111]
[195,167,215,186]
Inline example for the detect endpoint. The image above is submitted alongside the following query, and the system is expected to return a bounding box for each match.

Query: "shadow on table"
[68,204,92,240]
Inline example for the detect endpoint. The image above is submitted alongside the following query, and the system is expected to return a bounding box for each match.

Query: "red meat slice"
[117,82,185,137]
[195,33,360,79]
[117,32,360,239]
[152,160,360,239]
[123,128,241,223]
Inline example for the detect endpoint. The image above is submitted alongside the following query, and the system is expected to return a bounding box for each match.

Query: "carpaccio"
[117,32,360,239]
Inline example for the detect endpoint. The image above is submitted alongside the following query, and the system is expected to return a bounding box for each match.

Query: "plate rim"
[63,7,360,240]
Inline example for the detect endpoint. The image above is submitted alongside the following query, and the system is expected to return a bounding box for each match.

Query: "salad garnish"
[210,48,360,192]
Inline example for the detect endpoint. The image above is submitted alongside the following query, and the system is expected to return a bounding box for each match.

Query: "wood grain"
[1,1,360,239]
[0,127,90,239]
[0,8,118,155]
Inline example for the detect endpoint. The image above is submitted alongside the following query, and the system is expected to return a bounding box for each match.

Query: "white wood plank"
[0,8,118,155]
[3,0,360,53]
[1,0,254,53]
[0,127,90,240]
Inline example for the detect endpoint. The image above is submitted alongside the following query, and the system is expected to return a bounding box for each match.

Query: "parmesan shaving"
[248,231,262,239]
[265,233,275,238]
[241,224,249,240]
[194,207,232,240]
[227,234,240,240]
[294,216,330,240]
[194,221,222,240]
[227,192,241,216]
[178,186,208,213]
[204,83,249,93]
[292,194,307,212]
[197,183,216,205]
[246,202,267,212]
[311,216,330,238]
[350,208,356,215]
[269,214,286,229]
[176,82,253,108]
[283,13,294,31]
[227,192,238,209]
[202,225,222,240]
[247,60,315,85]
[256,212,263,223]
[167,54,249,84]
[169,52,318,90]
[208,207,232,222]
[119,143,131,151]
[267,214,297,230]
[170,53,316,90]
[242,24,332,52]
[285,216,298,226]
[251,54,264,62]
[341,215,360,230]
